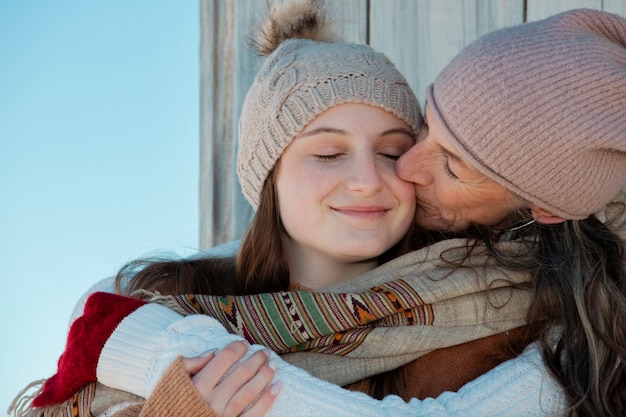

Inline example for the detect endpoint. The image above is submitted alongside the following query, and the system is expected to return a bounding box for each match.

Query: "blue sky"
[1,2,200,412]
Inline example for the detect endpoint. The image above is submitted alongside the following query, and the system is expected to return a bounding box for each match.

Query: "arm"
[97,296,567,417]
[38,292,566,416]
[258,343,567,417]
[110,343,565,417]
[113,300,566,417]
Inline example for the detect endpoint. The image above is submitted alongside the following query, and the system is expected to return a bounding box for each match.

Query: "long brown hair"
[236,170,290,294]
[532,217,626,417]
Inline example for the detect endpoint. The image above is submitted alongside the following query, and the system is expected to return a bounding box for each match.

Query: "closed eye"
[314,154,342,161]
[380,153,402,161]
[443,155,459,179]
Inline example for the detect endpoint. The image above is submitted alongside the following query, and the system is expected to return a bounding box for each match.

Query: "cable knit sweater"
[84,302,564,417]
[267,343,567,416]
[107,345,566,417]
[99,309,565,417]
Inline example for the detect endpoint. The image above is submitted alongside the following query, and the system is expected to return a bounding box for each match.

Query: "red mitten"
[32,292,147,407]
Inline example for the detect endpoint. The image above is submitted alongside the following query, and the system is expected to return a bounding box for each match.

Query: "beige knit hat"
[237,0,422,209]
[428,8,626,220]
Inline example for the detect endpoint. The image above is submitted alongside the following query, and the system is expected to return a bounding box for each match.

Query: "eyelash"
[315,153,402,162]
[381,153,401,161]
[443,156,459,179]
[314,154,341,161]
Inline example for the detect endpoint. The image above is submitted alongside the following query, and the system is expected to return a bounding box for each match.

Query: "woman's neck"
[285,246,378,290]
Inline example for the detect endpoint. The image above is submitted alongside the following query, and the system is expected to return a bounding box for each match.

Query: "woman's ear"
[530,206,566,224]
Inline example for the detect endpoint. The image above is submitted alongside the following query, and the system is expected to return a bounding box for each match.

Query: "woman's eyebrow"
[380,127,414,137]
[298,126,414,139]
[296,127,346,138]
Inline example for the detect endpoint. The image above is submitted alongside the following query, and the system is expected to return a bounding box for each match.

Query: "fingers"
[181,350,216,375]
[189,341,279,417]
[215,350,277,416]
[193,341,249,394]
[239,380,282,417]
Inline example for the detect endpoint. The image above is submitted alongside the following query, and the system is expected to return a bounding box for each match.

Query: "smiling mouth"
[332,207,389,219]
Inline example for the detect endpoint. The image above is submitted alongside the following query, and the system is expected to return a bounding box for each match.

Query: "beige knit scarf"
[145,238,534,385]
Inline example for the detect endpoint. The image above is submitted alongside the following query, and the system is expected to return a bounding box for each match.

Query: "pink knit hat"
[428,8,626,220]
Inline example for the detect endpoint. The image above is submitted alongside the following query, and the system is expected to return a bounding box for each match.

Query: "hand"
[182,341,281,417]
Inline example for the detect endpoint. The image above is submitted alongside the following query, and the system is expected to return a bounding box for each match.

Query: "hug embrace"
[11,1,626,417]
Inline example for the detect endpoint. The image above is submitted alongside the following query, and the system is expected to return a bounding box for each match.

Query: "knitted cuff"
[97,303,243,398]
[140,357,218,417]
[96,303,184,398]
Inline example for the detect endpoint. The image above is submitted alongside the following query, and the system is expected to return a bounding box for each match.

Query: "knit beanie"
[428,8,626,220]
[237,0,422,209]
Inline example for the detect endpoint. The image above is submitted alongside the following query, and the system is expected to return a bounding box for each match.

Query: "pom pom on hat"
[32,292,147,407]
[236,0,422,209]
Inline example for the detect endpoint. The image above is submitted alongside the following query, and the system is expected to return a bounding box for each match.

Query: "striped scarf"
[167,278,432,355]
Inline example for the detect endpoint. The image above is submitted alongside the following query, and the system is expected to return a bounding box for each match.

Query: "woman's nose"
[396,142,432,186]
[346,156,384,195]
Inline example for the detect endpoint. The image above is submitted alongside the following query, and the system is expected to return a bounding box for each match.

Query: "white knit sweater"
[96,302,567,417]
[270,340,567,416]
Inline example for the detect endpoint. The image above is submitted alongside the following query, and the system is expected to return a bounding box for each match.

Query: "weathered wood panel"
[200,0,262,248]
[369,0,524,106]
[327,0,368,43]
[199,0,626,249]
[605,0,626,15]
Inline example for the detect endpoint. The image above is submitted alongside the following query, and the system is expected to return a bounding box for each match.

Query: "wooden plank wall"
[199,0,626,249]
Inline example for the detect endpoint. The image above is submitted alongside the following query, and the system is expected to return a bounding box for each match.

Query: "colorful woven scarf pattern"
[66,383,95,417]
[170,279,434,355]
